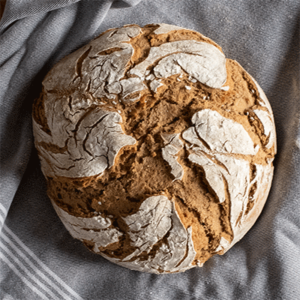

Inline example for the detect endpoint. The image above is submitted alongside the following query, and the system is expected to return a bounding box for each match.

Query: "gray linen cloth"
[0,1,299,299]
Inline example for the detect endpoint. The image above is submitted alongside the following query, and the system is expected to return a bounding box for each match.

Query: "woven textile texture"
[0,1,299,299]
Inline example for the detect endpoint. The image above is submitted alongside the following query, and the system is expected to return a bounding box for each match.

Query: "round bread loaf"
[32,23,276,274]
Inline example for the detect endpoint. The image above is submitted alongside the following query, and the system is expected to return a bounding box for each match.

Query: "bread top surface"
[32,23,276,274]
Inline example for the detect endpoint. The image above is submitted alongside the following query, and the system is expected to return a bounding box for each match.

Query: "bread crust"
[33,23,276,274]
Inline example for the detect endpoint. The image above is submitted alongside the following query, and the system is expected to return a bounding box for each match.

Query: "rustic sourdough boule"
[32,23,276,274]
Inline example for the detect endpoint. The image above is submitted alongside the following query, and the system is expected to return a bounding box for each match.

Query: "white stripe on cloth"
[3,225,84,300]
[0,241,60,300]
[0,251,50,300]
[0,210,4,233]
[0,203,7,215]
[1,233,74,300]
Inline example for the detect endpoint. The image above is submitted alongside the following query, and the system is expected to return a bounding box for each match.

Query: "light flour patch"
[253,109,275,149]
[214,237,231,253]
[106,196,196,274]
[215,154,250,231]
[153,23,186,35]
[161,133,184,181]
[130,40,227,89]
[188,150,226,203]
[150,79,163,93]
[35,110,136,178]
[51,200,122,250]
[122,195,172,260]
[190,109,258,155]
[120,77,146,101]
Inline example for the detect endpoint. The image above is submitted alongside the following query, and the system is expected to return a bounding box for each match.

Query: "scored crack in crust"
[32,23,276,274]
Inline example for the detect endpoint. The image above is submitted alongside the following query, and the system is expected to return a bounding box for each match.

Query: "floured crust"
[161,133,184,181]
[32,23,276,274]
[51,199,123,250]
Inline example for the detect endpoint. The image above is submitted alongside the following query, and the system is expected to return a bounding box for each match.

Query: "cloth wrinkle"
[0,0,299,299]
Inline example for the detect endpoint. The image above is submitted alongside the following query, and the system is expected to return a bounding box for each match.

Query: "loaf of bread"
[32,23,276,274]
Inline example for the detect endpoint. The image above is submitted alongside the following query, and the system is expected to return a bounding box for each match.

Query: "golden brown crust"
[33,23,276,272]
